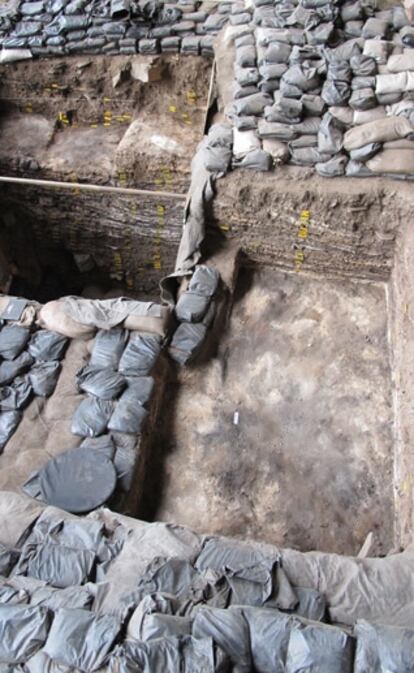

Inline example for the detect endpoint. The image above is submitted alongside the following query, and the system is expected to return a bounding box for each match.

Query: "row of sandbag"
[0,0,229,60]
[225,0,414,177]
[0,324,69,450]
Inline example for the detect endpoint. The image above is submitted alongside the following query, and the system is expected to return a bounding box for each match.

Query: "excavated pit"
[1,55,414,557]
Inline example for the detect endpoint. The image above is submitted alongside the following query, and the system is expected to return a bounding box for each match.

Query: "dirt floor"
[151,266,395,556]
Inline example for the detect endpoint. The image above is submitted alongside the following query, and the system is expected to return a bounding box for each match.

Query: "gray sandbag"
[235,34,255,49]
[317,113,344,154]
[108,378,151,434]
[387,52,414,74]
[76,365,126,400]
[15,543,96,589]
[189,266,219,298]
[354,620,414,673]
[262,139,290,163]
[376,92,403,106]
[0,605,51,664]
[260,80,282,93]
[344,116,414,151]
[0,325,30,360]
[270,94,303,118]
[363,39,392,65]
[327,60,352,83]
[235,66,260,88]
[351,76,376,91]
[232,92,272,116]
[349,87,377,111]
[234,83,259,99]
[301,94,325,116]
[0,411,21,450]
[141,613,192,641]
[341,2,364,22]
[80,435,116,460]
[259,63,288,80]
[236,45,256,68]
[193,607,251,673]
[242,607,300,673]
[345,160,374,177]
[258,120,298,140]
[29,584,94,611]
[43,608,121,671]
[295,117,322,134]
[234,116,258,131]
[306,21,334,46]
[204,145,232,173]
[375,72,407,96]
[112,436,136,492]
[262,42,291,64]
[28,361,61,397]
[349,142,381,161]
[350,54,377,77]
[366,149,414,175]
[290,135,318,149]
[279,80,303,99]
[28,330,68,362]
[321,80,351,106]
[118,334,161,377]
[289,46,322,64]
[175,292,210,323]
[344,20,364,38]
[235,149,273,171]
[393,6,410,31]
[285,622,355,673]
[282,64,319,92]
[207,124,233,150]
[71,397,114,437]
[353,107,386,125]
[90,328,128,370]
[328,38,362,62]
[169,323,207,365]
[292,588,327,622]
[362,17,389,40]
[122,635,219,673]
[290,148,332,166]
[0,376,32,411]
[330,106,354,126]
[315,154,348,177]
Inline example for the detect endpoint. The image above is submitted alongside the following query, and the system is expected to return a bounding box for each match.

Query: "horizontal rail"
[0,175,187,201]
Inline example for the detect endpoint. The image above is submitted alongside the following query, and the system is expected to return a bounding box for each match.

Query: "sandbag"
[118,334,161,376]
[285,622,354,673]
[259,63,288,80]
[0,605,50,664]
[321,79,351,106]
[327,60,351,83]
[345,160,374,177]
[43,608,121,671]
[353,106,386,125]
[189,266,219,298]
[80,434,115,460]
[262,41,291,64]
[123,306,171,336]
[236,45,256,68]
[343,116,414,151]
[169,323,207,365]
[350,143,382,161]
[330,106,353,126]
[76,365,126,400]
[193,607,251,673]
[15,541,96,588]
[363,39,392,64]
[0,411,21,449]
[258,120,298,140]
[235,65,260,88]
[233,129,261,159]
[282,64,319,91]
[317,113,344,154]
[28,362,61,398]
[108,380,150,434]
[236,149,273,170]
[315,154,348,177]
[349,88,377,111]
[0,325,30,360]
[352,76,376,91]
[301,94,325,116]
[388,52,414,73]
[376,72,407,96]
[0,351,33,385]
[175,292,210,323]
[262,138,290,163]
[256,27,291,47]
[90,329,128,370]
[28,330,68,362]
[232,92,272,116]
[242,607,300,673]
[354,620,414,673]
[350,54,377,77]
[290,148,331,166]
[38,301,96,340]
[362,17,389,40]
[0,377,32,411]
[366,149,414,175]
[71,397,113,437]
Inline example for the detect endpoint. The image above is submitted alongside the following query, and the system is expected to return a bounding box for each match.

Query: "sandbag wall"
[223,0,414,179]
[0,182,184,295]
[0,0,229,59]
[0,499,414,671]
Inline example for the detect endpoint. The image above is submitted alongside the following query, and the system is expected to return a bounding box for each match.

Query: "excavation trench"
[0,54,413,556]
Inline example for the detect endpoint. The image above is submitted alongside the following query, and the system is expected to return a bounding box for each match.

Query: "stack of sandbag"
[169,265,220,365]
[224,0,414,178]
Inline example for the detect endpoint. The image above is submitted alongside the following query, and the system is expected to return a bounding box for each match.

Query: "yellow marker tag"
[169,105,177,113]
[103,97,111,102]
[404,303,409,315]
[90,123,98,128]
[219,224,230,232]
[26,104,32,113]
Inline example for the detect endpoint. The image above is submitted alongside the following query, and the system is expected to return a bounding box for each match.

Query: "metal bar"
[0,175,187,201]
